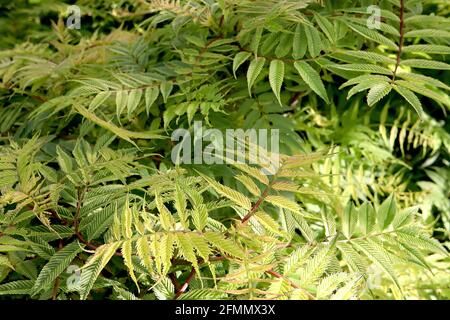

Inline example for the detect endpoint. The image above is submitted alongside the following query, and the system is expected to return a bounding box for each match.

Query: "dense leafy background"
[0,0,449,300]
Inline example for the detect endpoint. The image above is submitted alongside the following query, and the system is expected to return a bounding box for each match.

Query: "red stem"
[174,267,196,299]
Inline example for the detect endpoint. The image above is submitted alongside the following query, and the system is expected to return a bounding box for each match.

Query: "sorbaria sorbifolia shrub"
[0,0,449,300]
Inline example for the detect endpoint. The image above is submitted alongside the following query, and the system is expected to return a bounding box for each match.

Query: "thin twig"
[73,187,86,234]
[242,173,278,224]
[169,272,181,291]
[51,240,64,300]
[241,184,271,224]
[265,269,315,300]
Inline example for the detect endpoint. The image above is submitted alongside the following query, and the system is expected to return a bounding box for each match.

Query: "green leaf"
[74,104,166,144]
[200,173,252,210]
[269,60,285,106]
[136,236,153,273]
[291,214,316,243]
[121,240,139,291]
[265,195,300,213]
[32,241,84,294]
[293,24,307,59]
[160,234,174,274]
[342,202,358,239]
[144,87,159,115]
[393,85,424,119]
[402,44,450,55]
[121,200,133,239]
[335,50,396,64]
[304,24,322,57]
[404,29,450,39]
[352,240,403,297]
[204,232,244,259]
[190,233,212,262]
[337,243,367,273]
[345,22,398,50]
[174,183,188,228]
[56,146,73,174]
[247,57,266,96]
[192,203,208,231]
[340,75,391,89]
[127,89,142,117]
[255,211,285,236]
[358,202,375,235]
[160,81,173,103]
[314,13,335,43]
[235,174,260,196]
[155,192,175,231]
[0,255,14,270]
[0,280,34,295]
[401,59,450,70]
[275,33,292,58]
[367,82,392,106]
[232,52,252,78]
[175,233,199,274]
[397,229,447,255]
[89,91,111,111]
[347,78,388,99]
[116,90,128,119]
[377,195,396,231]
[249,27,263,55]
[397,72,450,91]
[332,64,392,75]
[294,61,329,103]
[395,80,450,108]
[79,242,121,300]
[81,204,116,241]
[233,163,269,185]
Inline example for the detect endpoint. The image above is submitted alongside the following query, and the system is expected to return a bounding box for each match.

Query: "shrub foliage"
[0,0,449,300]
